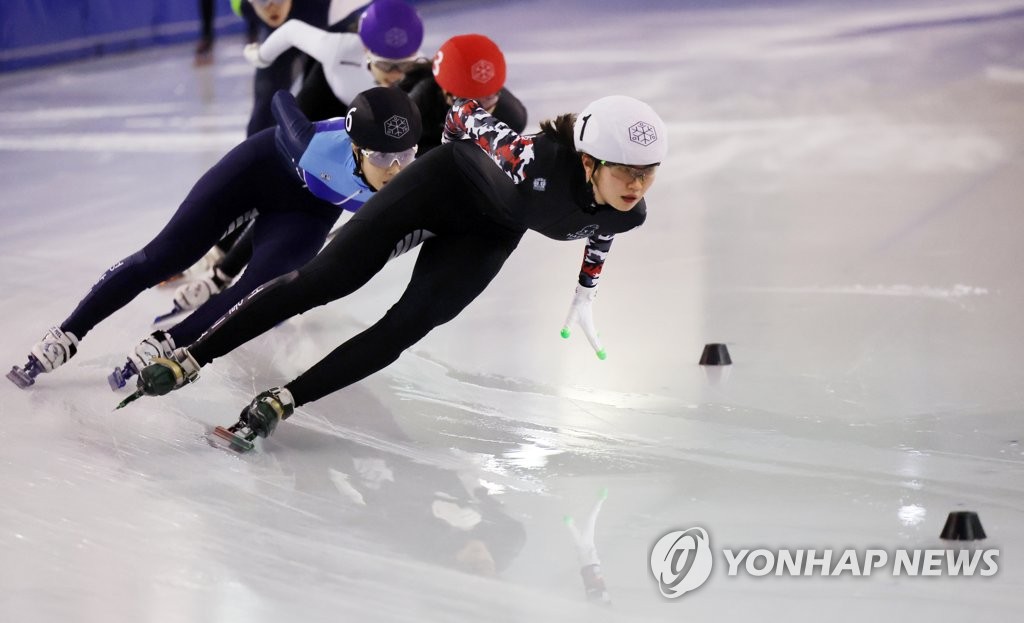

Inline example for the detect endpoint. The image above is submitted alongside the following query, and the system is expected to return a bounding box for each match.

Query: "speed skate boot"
[153,268,231,327]
[137,348,200,396]
[7,327,79,388]
[173,267,230,311]
[114,347,202,410]
[109,330,176,391]
[212,387,295,452]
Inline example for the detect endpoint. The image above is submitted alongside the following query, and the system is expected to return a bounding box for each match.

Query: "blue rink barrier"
[0,0,245,72]
[0,0,443,73]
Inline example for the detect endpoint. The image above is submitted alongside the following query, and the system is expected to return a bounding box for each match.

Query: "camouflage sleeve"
[579,233,615,288]
[443,98,535,185]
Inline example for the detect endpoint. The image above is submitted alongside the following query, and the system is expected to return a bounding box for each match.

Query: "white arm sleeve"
[257,20,342,66]
[323,36,377,107]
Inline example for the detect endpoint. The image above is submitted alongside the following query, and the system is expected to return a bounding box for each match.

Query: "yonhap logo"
[648,523,1000,601]
[650,527,713,598]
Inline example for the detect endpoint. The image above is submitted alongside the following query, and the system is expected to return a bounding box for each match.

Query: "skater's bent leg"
[187,217,400,366]
[214,223,256,280]
[62,224,224,339]
[284,233,521,406]
[168,209,334,346]
[213,222,247,255]
[61,131,278,339]
[187,150,465,369]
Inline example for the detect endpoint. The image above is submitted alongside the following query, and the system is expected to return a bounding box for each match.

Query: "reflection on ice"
[898,504,928,527]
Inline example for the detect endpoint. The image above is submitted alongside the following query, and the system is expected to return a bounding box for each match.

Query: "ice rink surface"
[2,0,1024,621]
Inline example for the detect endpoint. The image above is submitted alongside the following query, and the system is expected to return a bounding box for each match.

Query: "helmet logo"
[629,121,658,146]
[471,59,495,84]
[384,27,408,48]
[384,115,410,139]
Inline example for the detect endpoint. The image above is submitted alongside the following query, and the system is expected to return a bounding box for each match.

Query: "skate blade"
[7,366,35,389]
[211,426,255,452]
[107,367,131,391]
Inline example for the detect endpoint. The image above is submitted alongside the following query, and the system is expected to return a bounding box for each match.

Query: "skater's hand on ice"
[243,43,271,68]
[561,285,605,360]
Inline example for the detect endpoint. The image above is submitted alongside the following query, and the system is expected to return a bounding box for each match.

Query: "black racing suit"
[188,100,647,406]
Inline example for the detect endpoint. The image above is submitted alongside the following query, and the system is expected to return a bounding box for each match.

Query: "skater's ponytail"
[540,114,577,148]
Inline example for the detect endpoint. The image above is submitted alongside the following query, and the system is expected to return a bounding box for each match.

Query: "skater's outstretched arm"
[443,98,535,185]
[244,22,375,108]
[272,89,319,162]
[246,20,340,69]
[560,233,616,361]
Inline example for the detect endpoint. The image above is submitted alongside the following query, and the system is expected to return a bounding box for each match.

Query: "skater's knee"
[242,269,299,302]
[119,249,148,269]
[235,268,332,312]
[135,241,193,281]
[382,292,463,339]
[99,249,157,281]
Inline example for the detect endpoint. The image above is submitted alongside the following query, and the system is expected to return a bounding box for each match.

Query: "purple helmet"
[358,0,424,59]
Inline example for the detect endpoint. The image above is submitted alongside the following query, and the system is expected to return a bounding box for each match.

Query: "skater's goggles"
[598,160,660,184]
[368,53,424,74]
[361,146,418,169]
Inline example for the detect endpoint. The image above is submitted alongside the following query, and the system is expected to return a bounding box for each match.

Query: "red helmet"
[432,34,506,99]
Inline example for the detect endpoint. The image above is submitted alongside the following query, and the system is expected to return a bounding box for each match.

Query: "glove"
[240,387,295,438]
[243,43,271,69]
[137,348,200,397]
[441,98,474,144]
[560,284,606,360]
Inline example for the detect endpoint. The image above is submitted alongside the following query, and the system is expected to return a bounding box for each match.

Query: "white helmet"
[573,95,667,165]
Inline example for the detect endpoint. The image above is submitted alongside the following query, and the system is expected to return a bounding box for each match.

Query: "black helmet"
[345,87,422,152]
